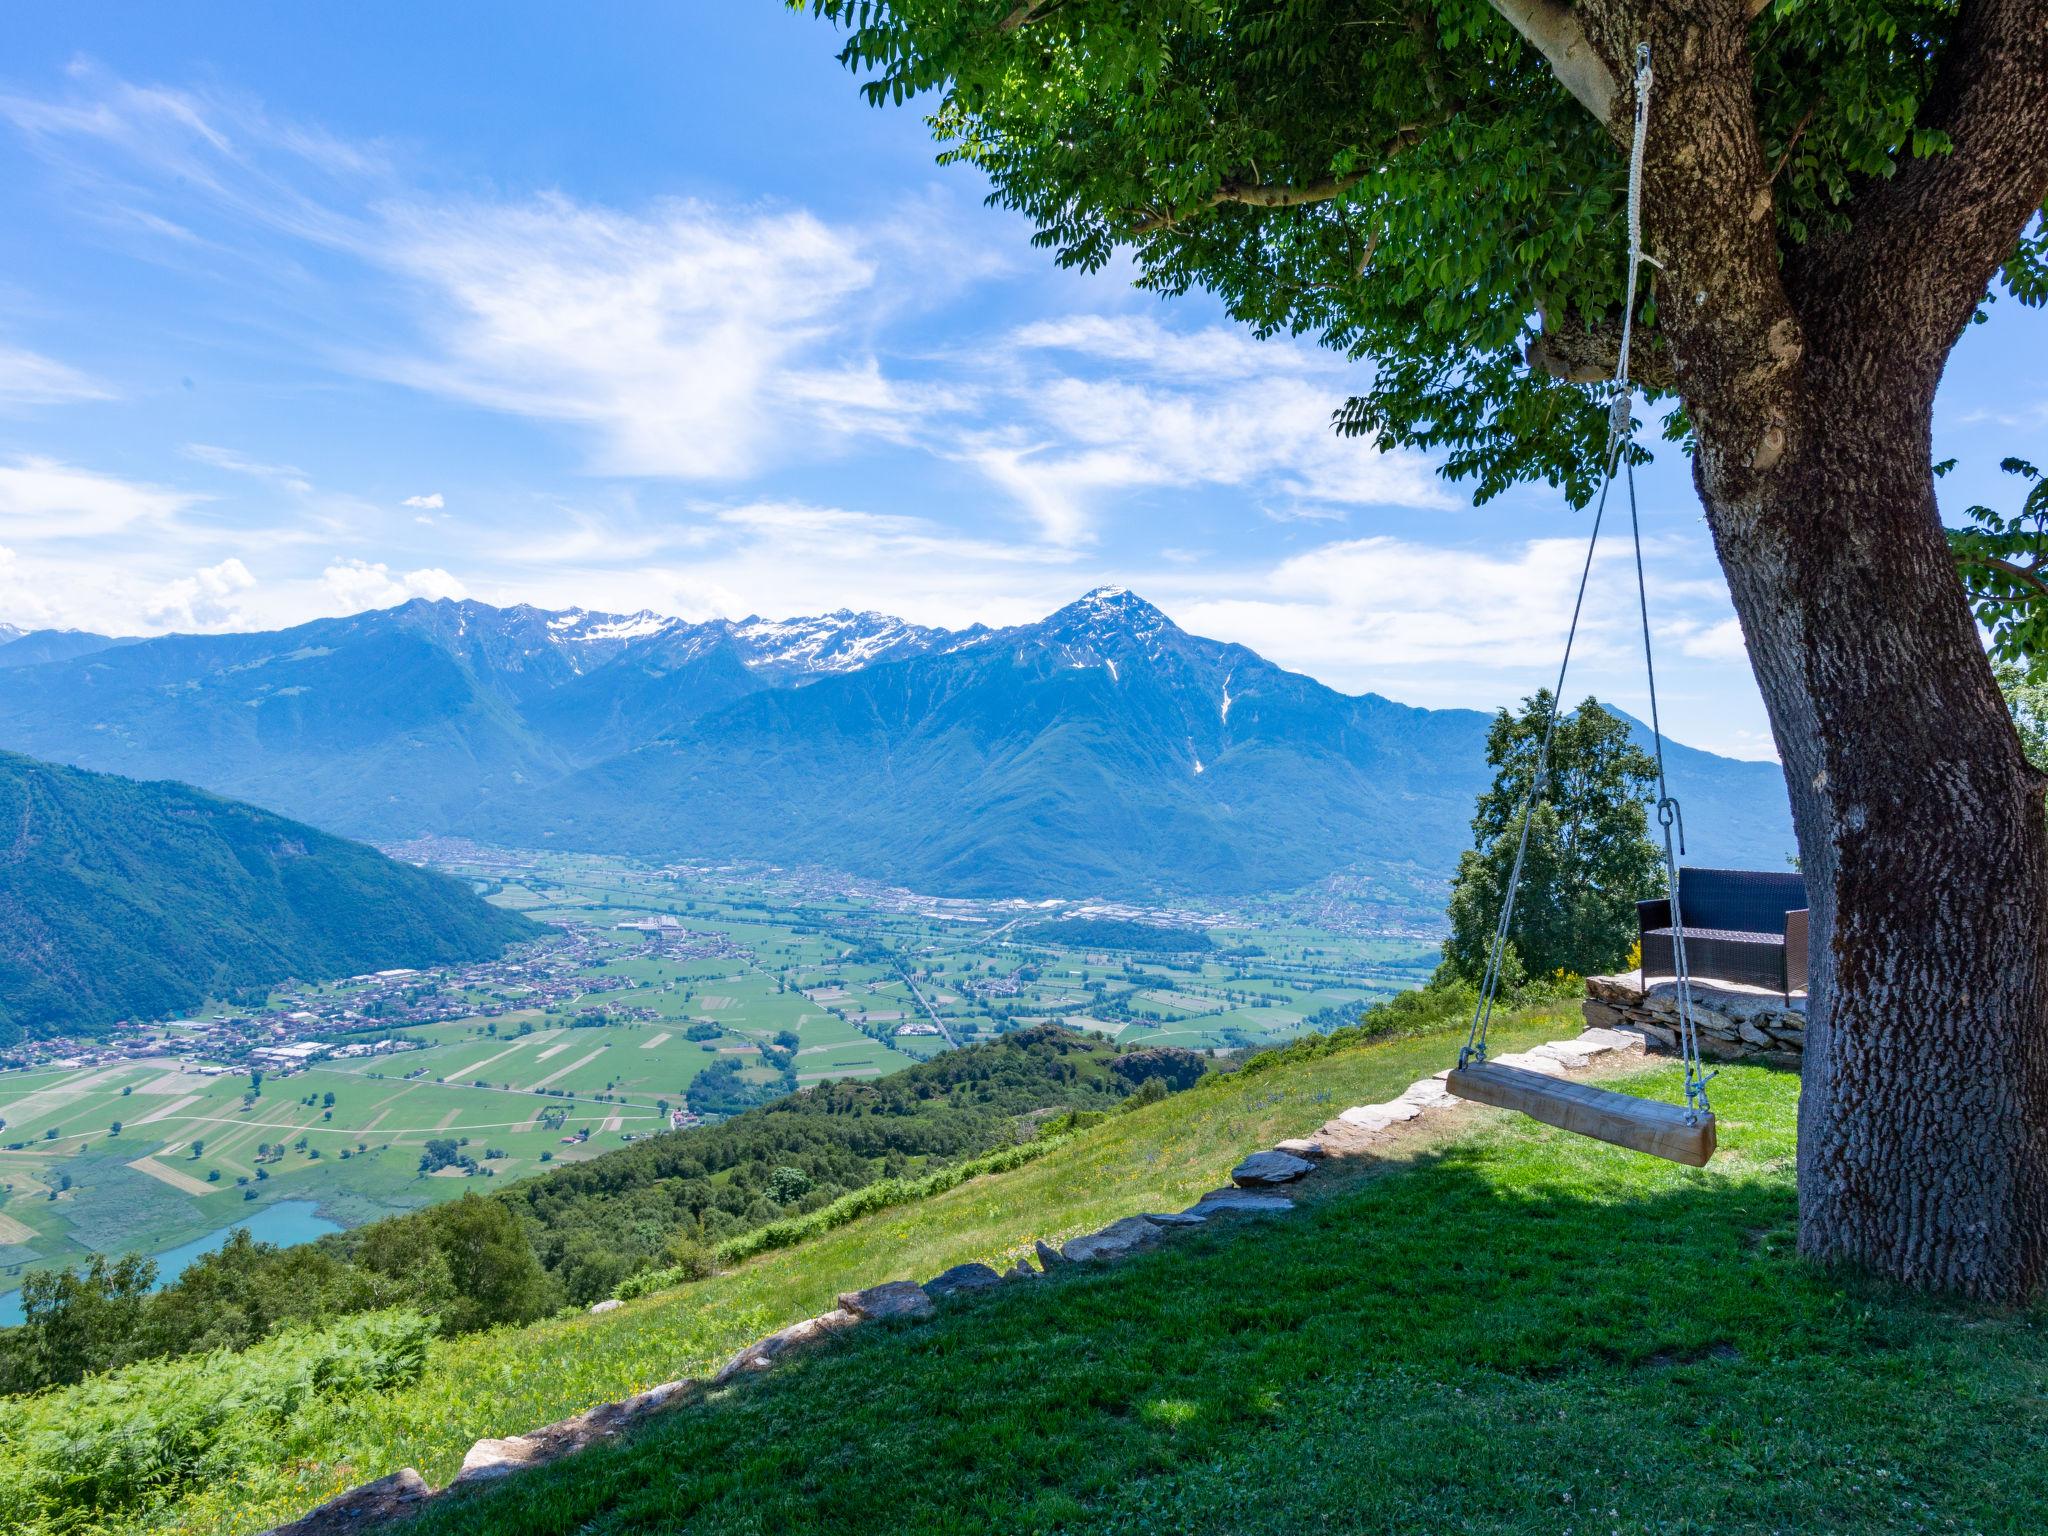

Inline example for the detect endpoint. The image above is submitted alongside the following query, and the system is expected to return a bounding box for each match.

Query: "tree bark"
[1700,364,2048,1301]
[1553,0,2048,1298]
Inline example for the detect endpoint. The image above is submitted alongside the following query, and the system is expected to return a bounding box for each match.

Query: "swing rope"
[1457,44,1713,1124]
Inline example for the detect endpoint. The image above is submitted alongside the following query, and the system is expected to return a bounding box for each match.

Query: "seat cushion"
[1644,925,1784,947]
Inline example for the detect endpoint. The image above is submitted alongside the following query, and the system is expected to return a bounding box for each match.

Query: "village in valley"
[0,844,1436,1306]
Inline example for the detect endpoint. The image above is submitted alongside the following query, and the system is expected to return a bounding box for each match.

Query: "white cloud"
[1010,313,1319,382]
[148,555,257,629]
[184,442,313,494]
[0,456,203,538]
[963,364,1448,544]
[319,559,466,611]
[367,194,922,479]
[1672,616,1749,661]
[402,492,443,510]
[0,345,114,406]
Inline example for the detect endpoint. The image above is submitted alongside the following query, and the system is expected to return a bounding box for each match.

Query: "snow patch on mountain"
[728,609,959,680]
[576,611,675,644]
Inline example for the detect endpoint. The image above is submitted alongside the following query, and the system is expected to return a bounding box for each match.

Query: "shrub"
[0,1309,433,1534]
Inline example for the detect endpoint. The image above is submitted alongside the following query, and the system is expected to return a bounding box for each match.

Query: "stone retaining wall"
[1584,970,1805,1060]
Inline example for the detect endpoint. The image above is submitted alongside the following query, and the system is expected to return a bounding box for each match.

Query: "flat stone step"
[1187,1188,1295,1217]
[1231,1149,1317,1187]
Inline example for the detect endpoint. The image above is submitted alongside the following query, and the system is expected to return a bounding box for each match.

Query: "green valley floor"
[23,1008,2046,1536]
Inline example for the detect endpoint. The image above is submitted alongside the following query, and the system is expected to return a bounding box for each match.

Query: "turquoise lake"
[0,1199,341,1328]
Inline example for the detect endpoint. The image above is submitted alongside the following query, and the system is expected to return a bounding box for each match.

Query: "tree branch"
[1526,315,1678,391]
[1795,0,2048,382]
[998,0,1062,31]
[1958,552,2048,606]
[1129,172,1366,234]
[1485,0,1621,127]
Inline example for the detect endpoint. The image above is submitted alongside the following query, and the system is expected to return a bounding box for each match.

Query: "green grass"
[409,1056,2048,1536]
[139,1008,1575,1536]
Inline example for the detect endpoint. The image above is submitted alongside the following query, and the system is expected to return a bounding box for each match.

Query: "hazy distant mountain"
[0,627,138,669]
[0,601,771,835]
[0,751,536,1042]
[0,590,1795,900]
[470,588,1796,898]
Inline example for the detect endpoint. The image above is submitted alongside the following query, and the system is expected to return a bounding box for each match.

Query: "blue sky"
[1,2,2042,761]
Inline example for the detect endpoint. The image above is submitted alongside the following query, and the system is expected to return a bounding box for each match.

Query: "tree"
[1442,694,1661,983]
[0,1252,156,1391]
[802,0,2048,1300]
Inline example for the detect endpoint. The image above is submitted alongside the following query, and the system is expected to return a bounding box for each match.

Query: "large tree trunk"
[1696,362,2048,1300]
[1550,0,2048,1300]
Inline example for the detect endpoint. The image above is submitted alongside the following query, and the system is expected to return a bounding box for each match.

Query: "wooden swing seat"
[1445,1061,1717,1167]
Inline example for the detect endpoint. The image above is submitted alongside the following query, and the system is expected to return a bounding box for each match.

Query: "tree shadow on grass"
[412,1088,2047,1536]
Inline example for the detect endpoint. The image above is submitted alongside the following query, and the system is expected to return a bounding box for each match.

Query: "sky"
[1,2,2042,762]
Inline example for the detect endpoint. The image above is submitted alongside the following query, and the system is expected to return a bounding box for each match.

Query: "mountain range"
[0,751,536,1042]
[0,589,1795,901]
[0,626,139,670]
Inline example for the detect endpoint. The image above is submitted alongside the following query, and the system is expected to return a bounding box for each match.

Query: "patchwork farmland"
[0,847,1436,1305]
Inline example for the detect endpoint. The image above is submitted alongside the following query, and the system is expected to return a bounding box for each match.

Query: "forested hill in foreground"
[0,753,537,1043]
[335,1024,1200,1310]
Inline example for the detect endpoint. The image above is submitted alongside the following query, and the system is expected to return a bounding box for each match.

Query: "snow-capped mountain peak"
[725,609,960,681]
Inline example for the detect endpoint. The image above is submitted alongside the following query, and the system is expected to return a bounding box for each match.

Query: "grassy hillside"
[15,1007,2040,1536]
[0,753,536,1041]
[334,1023,1191,1306]
[4,1010,1569,1536]
[427,1055,2044,1536]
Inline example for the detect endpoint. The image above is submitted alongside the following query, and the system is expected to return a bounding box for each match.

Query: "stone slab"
[837,1281,934,1321]
[1230,1149,1317,1187]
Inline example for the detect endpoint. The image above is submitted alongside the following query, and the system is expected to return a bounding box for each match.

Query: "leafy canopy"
[1440,693,1661,983]
[802,0,2046,505]
[1948,457,2048,668]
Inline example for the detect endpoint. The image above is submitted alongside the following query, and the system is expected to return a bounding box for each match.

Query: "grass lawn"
[410,1053,2044,1536]
[149,1010,1569,1536]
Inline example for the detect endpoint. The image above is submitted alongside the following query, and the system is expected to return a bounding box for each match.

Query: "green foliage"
[0,1309,432,1535]
[0,1252,156,1393]
[358,1194,554,1338]
[1015,917,1211,953]
[0,751,534,1043]
[0,1231,392,1396]
[1994,661,2048,773]
[1441,694,1661,983]
[1948,457,2048,667]
[686,1057,791,1117]
[801,1,2045,506]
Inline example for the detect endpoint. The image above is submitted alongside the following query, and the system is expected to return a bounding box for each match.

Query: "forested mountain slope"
[0,753,537,1041]
[478,588,1796,896]
[0,590,1795,898]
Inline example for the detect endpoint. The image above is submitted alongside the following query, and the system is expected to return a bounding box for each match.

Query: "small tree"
[1442,694,1661,984]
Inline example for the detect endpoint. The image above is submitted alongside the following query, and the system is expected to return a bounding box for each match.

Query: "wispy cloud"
[184,443,313,493]
[0,456,204,539]
[401,492,443,510]
[0,345,114,406]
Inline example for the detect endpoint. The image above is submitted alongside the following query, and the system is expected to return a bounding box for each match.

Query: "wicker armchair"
[1638,867,1808,997]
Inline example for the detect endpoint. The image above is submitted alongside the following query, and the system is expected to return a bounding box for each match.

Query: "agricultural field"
[0,846,1438,1315]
